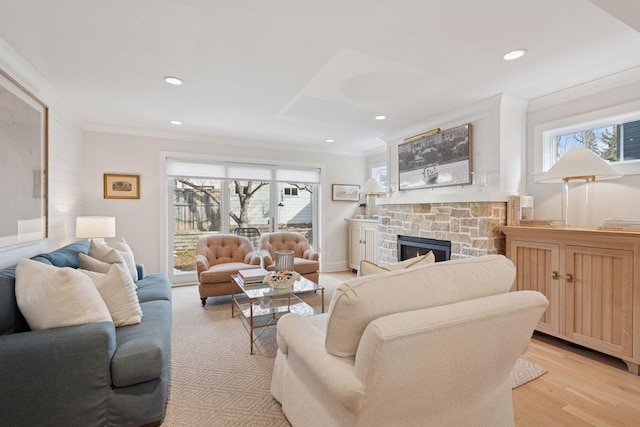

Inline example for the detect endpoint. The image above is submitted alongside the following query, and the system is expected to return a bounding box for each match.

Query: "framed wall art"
[332,184,360,201]
[398,123,472,191]
[104,174,140,199]
[0,68,48,249]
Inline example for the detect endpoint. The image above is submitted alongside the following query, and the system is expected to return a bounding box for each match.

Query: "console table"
[499,226,640,374]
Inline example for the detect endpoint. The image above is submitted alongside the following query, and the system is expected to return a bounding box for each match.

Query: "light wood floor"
[322,271,640,426]
[515,333,640,426]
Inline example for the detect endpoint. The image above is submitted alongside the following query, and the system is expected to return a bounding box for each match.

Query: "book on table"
[238,268,268,283]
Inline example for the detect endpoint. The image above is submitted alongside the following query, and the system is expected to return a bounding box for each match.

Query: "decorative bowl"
[263,271,299,289]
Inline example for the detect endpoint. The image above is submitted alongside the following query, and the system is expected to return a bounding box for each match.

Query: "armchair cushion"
[325,255,516,358]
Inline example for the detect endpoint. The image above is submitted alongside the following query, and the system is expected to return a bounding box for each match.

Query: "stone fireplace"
[377,202,507,264]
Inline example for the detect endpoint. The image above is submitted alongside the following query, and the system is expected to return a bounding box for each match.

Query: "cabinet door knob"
[565,273,573,283]
[551,271,559,280]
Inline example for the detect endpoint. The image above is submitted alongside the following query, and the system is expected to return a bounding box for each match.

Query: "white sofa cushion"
[325,255,516,358]
[15,259,112,330]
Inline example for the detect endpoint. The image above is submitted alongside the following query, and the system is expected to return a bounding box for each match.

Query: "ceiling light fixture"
[375,115,387,120]
[325,139,334,143]
[164,76,184,85]
[503,49,527,61]
[170,120,182,125]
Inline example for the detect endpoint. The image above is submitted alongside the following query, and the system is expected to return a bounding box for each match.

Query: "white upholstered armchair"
[271,255,548,426]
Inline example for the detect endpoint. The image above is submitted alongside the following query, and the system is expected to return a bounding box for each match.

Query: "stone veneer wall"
[377,202,507,264]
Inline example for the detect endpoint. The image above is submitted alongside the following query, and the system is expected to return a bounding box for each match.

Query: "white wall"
[82,131,366,275]
[526,71,640,223]
[0,40,84,269]
[381,94,527,201]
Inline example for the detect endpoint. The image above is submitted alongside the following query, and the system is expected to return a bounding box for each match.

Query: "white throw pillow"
[80,264,142,327]
[89,239,138,281]
[79,251,121,273]
[386,251,435,271]
[358,251,435,277]
[112,238,138,281]
[15,259,112,331]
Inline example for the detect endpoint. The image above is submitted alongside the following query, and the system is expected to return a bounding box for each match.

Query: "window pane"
[277,182,315,246]
[172,177,222,273]
[371,165,387,189]
[555,126,618,162]
[228,180,270,249]
[623,120,640,160]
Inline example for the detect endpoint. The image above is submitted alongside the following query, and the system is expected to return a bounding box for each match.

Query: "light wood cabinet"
[500,226,640,374]
[346,219,379,271]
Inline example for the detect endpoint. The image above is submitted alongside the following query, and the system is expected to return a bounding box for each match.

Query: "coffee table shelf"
[231,275,324,354]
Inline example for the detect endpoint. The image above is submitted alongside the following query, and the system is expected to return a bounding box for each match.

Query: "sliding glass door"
[167,159,319,284]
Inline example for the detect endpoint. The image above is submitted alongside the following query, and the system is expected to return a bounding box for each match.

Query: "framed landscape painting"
[332,184,360,201]
[398,123,472,191]
[104,174,140,199]
[0,69,48,249]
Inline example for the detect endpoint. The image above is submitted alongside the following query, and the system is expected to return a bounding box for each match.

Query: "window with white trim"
[371,164,388,189]
[544,112,640,170]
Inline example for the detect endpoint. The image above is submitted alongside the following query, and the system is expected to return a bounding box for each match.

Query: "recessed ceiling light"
[164,76,184,85]
[375,115,387,120]
[325,139,334,143]
[503,49,527,61]
[170,120,182,125]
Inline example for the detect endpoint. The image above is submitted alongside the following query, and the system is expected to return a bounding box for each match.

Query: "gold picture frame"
[104,174,140,199]
[332,184,360,201]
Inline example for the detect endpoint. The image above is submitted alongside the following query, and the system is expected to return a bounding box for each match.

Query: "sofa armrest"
[136,263,145,279]
[195,254,209,275]
[260,249,273,267]
[302,248,319,261]
[276,313,364,412]
[0,322,116,425]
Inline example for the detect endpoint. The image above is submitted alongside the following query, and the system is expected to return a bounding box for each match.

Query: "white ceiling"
[1,0,640,154]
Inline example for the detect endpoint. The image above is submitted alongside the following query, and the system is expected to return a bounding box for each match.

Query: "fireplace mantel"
[377,191,511,205]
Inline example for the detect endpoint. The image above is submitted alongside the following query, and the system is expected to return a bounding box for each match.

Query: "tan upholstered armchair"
[195,234,261,306]
[259,232,319,283]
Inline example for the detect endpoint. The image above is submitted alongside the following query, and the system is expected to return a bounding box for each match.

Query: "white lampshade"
[538,148,622,183]
[361,178,385,195]
[76,216,116,239]
[537,148,621,227]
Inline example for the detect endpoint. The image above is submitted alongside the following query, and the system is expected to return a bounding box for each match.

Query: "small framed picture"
[332,184,360,201]
[104,174,140,199]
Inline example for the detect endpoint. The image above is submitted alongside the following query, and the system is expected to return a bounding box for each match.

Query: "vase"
[275,250,294,272]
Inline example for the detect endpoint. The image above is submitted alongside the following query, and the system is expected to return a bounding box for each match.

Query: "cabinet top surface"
[345,218,378,223]
[498,225,640,238]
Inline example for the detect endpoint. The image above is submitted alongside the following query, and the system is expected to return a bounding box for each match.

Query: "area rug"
[511,358,546,389]
[163,277,545,426]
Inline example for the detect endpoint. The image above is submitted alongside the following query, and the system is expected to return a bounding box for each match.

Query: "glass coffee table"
[231,274,324,354]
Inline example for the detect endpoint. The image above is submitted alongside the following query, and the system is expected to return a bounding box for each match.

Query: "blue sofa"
[0,241,172,427]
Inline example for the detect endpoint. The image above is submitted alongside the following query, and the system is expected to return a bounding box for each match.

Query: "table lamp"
[361,178,386,218]
[76,216,116,242]
[537,148,621,227]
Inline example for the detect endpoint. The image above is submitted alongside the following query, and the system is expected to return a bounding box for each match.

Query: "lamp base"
[563,180,594,227]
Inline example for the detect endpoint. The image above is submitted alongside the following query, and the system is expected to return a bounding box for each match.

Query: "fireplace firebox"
[398,235,451,263]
